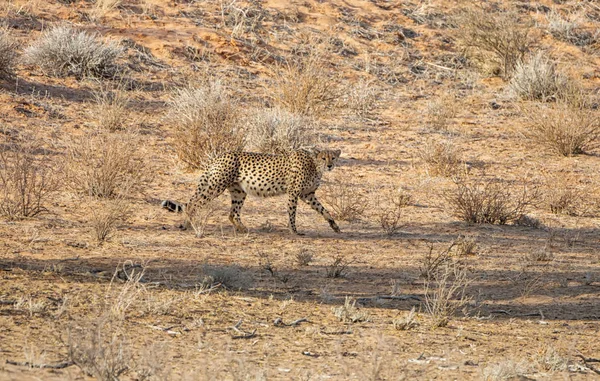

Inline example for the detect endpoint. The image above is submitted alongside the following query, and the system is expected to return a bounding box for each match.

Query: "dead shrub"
[92,88,130,132]
[0,138,59,220]
[342,79,378,119]
[0,28,17,80]
[245,107,317,154]
[321,176,368,222]
[168,82,245,169]
[424,261,470,328]
[508,51,571,102]
[88,197,131,243]
[417,140,464,177]
[377,189,412,236]
[274,54,340,117]
[425,95,457,131]
[24,25,123,79]
[523,102,600,156]
[66,131,147,198]
[444,176,538,225]
[456,8,531,78]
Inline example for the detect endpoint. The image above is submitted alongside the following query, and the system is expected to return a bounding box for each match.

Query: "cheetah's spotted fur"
[162,149,341,235]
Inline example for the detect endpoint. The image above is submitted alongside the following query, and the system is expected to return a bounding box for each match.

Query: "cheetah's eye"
[321,157,326,160]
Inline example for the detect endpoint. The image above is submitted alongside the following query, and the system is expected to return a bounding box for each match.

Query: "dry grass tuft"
[546,8,597,47]
[342,79,379,119]
[325,254,350,278]
[444,176,538,225]
[0,136,59,220]
[184,199,220,238]
[425,95,457,131]
[295,248,314,266]
[332,297,371,323]
[201,264,253,290]
[537,345,568,372]
[66,131,148,198]
[0,28,17,80]
[168,81,245,169]
[24,25,123,79]
[274,54,340,117]
[245,107,317,154]
[417,140,465,177]
[482,360,532,381]
[88,197,131,243]
[523,102,600,156]
[92,88,130,132]
[456,8,531,78]
[424,261,470,328]
[393,307,418,330]
[508,51,571,102]
[91,0,122,20]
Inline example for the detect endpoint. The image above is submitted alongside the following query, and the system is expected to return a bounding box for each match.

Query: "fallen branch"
[356,295,421,304]
[320,329,353,335]
[230,319,257,339]
[273,317,308,327]
[576,353,600,374]
[6,359,73,369]
[232,329,256,340]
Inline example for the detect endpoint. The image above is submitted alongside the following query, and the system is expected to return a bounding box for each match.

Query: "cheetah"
[162,148,341,235]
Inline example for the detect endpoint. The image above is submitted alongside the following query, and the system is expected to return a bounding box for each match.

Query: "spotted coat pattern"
[162,149,341,235]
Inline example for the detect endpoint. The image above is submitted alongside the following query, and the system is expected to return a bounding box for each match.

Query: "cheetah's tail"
[161,200,185,213]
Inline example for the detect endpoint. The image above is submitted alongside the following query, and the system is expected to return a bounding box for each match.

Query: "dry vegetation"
[274,53,340,117]
[456,8,531,78]
[0,136,59,220]
[65,131,148,198]
[168,82,245,169]
[245,106,317,153]
[0,28,17,79]
[523,102,600,156]
[1,0,600,379]
[444,176,539,225]
[24,25,123,79]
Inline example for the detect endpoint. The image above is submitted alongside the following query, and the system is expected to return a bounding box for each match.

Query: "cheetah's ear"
[332,149,341,159]
[306,147,320,157]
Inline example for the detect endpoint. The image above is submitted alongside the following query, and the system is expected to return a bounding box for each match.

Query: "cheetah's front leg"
[301,192,340,233]
[287,193,303,235]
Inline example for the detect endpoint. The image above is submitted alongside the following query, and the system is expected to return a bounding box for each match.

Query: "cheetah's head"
[314,149,341,171]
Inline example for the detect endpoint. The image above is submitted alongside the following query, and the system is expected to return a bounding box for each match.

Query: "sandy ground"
[1,0,599,380]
